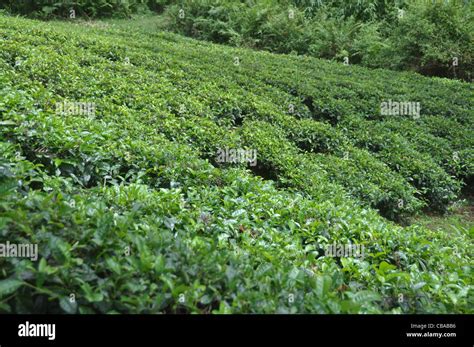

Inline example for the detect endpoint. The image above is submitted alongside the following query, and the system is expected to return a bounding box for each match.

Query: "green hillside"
[0,14,472,313]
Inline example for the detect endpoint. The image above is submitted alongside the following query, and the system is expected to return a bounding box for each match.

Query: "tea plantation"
[0,14,472,313]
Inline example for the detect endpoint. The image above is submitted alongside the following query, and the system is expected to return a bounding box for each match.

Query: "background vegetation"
[162,0,473,80]
[1,0,472,80]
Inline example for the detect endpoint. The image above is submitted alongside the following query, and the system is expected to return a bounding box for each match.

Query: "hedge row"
[0,15,472,313]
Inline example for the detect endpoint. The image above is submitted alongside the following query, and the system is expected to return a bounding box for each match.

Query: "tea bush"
[0,14,472,313]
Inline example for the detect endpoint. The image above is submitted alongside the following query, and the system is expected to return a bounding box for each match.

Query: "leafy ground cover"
[0,14,472,313]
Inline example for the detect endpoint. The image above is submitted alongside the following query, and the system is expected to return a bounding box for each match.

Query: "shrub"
[0,14,472,314]
[0,0,154,18]
[161,0,473,80]
[384,0,474,80]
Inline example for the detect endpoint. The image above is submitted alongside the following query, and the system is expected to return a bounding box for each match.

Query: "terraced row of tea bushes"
[248,113,424,218]
[245,48,473,124]
[236,57,471,211]
[0,83,452,313]
[0,21,470,220]
[81,18,474,137]
[2,16,471,218]
[137,25,473,191]
[1,140,337,314]
[379,118,474,179]
[0,84,221,192]
[338,116,463,212]
[256,110,463,215]
[89,26,469,198]
[0,20,419,219]
[0,44,350,222]
[240,119,422,219]
[1,129,472,314]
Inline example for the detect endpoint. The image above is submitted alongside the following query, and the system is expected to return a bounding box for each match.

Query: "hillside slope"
[0,15,472,313]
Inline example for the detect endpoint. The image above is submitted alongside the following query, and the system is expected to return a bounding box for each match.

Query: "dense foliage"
[162,0,473,80]
[0,0,166,18]
[2,1,473,79]
[0,14,472,314]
